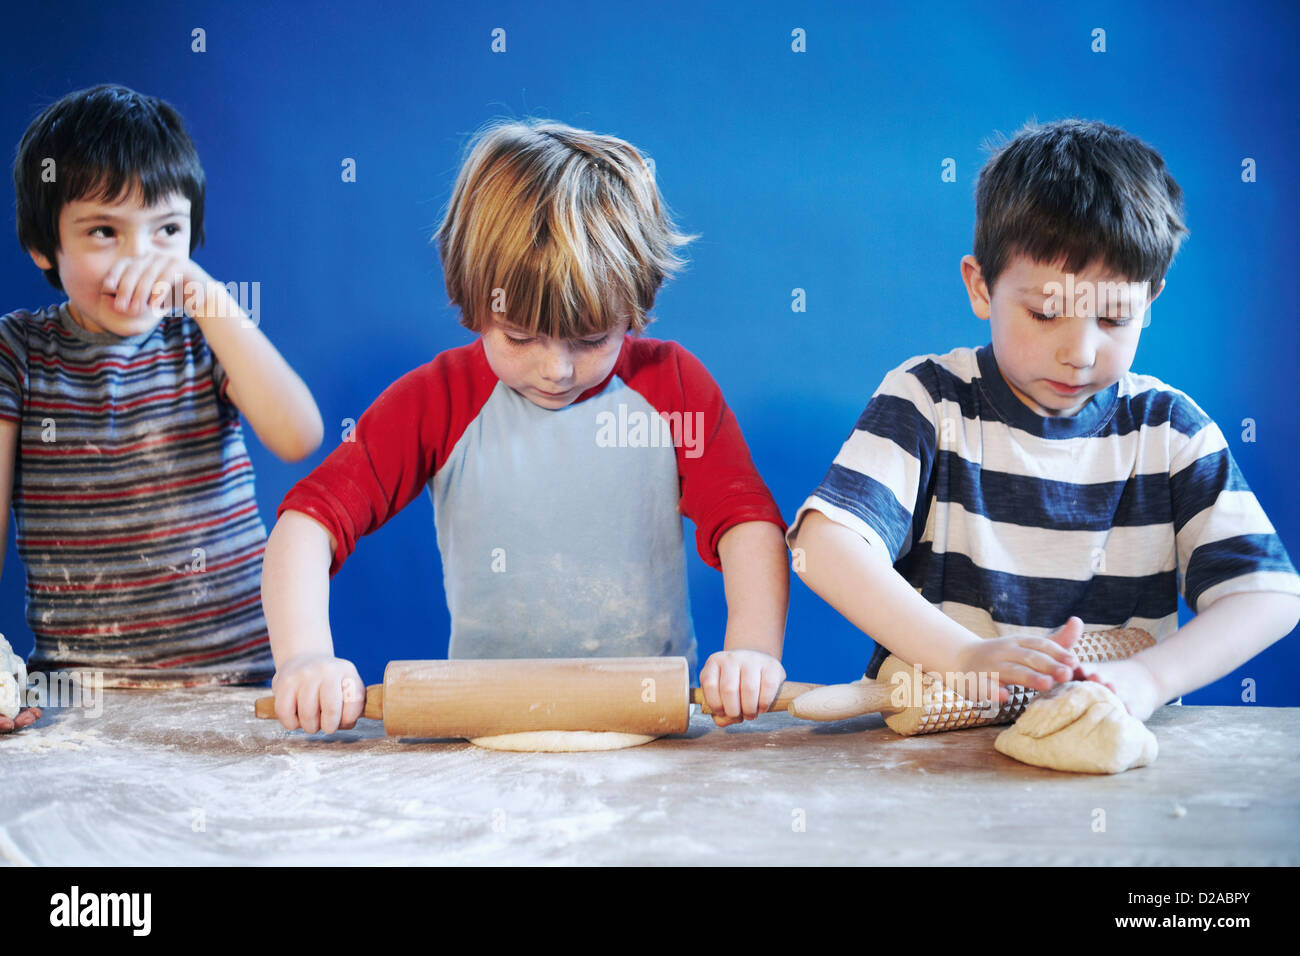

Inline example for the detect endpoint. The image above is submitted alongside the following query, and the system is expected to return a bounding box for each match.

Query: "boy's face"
[29,187,191,337]
[481,315,629,409]
[960,254,1163,417]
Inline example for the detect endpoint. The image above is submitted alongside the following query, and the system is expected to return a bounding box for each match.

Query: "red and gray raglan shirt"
[0,304,274,686]
[278,334,785,668]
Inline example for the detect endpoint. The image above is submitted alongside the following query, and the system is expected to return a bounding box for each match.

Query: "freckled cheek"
[576,355,603,383]
[488,350,529,387]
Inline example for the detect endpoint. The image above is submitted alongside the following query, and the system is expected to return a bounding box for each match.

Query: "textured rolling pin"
[254,657,821,737]
[788,626,1155,735]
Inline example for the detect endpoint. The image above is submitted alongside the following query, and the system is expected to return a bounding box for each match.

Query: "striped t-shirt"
[0,303,273,686]
[789,344,1300,674]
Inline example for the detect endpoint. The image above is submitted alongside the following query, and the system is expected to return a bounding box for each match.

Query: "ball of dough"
[468,731,659,752]
[0,671,20,720]
[994,681,1157,774]
[0,634,28,719]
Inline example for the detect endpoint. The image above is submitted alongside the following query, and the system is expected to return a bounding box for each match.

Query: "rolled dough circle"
[468,731,660,752]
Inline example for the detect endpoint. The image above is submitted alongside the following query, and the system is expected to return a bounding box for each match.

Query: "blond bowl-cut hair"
[435,119,695,337]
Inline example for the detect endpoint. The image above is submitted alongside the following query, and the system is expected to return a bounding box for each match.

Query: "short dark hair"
[14,84,205,290]
[972,119,1187,293]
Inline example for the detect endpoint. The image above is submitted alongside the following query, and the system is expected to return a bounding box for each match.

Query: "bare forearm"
[193,286,323,462]
[0,421,15,580]
[262,511,338,666]
[1138,591,1300,703]
[716,521,789,658]
[791,510,978,673]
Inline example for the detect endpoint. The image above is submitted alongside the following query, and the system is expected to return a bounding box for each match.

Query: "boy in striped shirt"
[789,119,1300,720]
[0,85,323,731]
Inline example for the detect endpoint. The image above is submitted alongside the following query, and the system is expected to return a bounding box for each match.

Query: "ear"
[1146,278,1166,311]
[960,255,992,320]
[28,247,54,272]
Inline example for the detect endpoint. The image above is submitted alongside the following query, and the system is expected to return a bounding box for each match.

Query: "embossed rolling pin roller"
[788,627,1155,736]
[253,657,821,737]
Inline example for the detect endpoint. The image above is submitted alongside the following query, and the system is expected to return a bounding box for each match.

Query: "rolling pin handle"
[253,685,384,721]
[692,680,822,716]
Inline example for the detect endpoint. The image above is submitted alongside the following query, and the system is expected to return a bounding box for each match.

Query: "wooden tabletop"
[2,688,1296,865]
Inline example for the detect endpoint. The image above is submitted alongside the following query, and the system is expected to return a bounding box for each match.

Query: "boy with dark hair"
[0,85,323,731]
[789,119,1299,719]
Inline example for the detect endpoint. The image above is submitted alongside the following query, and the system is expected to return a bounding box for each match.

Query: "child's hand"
[0,705,42,734]
[101,253,207,318]
[270,654,365,734]
[1072,658,1163,721]
[952,617,1083,702]
[698,649,786,727]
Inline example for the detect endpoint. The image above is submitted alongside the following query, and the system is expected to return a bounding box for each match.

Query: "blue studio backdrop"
[1,0,1297,704]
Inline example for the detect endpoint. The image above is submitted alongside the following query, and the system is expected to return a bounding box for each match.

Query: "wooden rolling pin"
[254,657,820,737]
[789,626,1155,735]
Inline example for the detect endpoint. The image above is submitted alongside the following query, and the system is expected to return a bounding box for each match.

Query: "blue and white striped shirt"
[790,344,1299,667]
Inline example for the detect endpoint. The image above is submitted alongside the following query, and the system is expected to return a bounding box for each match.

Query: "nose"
[1056,318,1097,370]
[539,341,574,384]
[125,228,151,258]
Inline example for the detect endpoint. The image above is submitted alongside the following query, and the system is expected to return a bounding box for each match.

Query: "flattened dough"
[468,731,659,752]
[994,681,1157,774]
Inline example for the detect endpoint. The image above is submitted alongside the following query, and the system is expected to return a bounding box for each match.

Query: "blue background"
[1,0,1297,704]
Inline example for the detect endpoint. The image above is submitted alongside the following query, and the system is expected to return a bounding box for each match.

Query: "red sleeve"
[277,340,498,576]
[619,338,785,569]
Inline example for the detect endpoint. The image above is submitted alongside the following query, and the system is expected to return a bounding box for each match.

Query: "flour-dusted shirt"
[789,344,1300,674]
[279,335,784,668]
[0,303,273,685]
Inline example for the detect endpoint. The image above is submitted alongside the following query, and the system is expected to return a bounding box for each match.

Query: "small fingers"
[756,664,785,715]
[1047,616,1084,652]
[1014,646,1076,683]
[715,656,742,719]
[318,679,344,735]
[340,675,365,729]
[273,683,300,731]
[295,680,322,735]
[114,257,151,313]
[698,657,723,717]
[101,257,129,294]
[738,665,763,720]
[1019,636,1079,669]
[991,663,1057,694]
